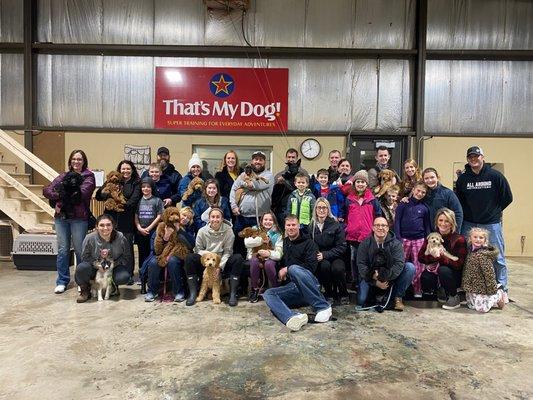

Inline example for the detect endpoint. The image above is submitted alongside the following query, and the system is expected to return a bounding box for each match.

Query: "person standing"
[455,146,513,291]
[141,147,182,206]
[368,146,400,189]
[215,150,243,199]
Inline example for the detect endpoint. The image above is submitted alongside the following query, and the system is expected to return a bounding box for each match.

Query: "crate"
[12,233,58,271]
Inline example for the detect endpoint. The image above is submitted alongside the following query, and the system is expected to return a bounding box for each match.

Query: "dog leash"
[356,283,394,313]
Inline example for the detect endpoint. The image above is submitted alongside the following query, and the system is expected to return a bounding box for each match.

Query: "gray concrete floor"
[0,258,532,400]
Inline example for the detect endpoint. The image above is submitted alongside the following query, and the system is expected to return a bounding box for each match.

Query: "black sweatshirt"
[456,163,513,224]
[282,233,319,274]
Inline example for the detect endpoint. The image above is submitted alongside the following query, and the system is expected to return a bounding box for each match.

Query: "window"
[192,145,272,177]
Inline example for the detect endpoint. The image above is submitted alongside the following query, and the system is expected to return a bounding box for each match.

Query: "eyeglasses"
[373,224,388,229]
[316,206,328,210]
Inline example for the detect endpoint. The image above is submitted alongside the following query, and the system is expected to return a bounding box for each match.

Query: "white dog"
[92,249,115,301]
[425,232,459,261]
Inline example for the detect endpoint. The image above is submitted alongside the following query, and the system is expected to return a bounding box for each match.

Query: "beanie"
[353,169,369,184]
[188,153,203,171]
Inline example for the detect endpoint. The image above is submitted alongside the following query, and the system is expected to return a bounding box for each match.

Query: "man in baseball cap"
[141,146,182,206]
[466,146,483,157]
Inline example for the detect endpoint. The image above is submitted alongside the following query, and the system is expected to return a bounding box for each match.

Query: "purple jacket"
[43,169,96,220]
[394,198,431,240]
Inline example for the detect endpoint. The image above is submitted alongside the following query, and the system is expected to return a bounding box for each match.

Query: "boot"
[228,276,239,307]
[76,285,90,303]
[140,279,147,295]
[185,275,199,306]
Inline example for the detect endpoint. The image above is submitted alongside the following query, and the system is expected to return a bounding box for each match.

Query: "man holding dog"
[263,215,332,332]
[368,146,399,189]
[357,216,415,311]
[455,146,513,292]
[274,148,309,184]
[141,147,182,206]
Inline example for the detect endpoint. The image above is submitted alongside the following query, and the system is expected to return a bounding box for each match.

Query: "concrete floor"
[0,259,531,400]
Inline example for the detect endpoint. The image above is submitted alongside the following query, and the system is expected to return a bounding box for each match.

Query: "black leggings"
[421,265,462,297]
[316,258,347,298]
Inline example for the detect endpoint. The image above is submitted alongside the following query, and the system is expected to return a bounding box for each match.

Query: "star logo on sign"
[210,74,234,97]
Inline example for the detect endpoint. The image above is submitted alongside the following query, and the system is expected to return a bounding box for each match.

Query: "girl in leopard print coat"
[462,227,506,313]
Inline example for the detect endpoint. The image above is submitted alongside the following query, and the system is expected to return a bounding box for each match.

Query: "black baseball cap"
[157,146,170,155]
[466,146,484,157]
[252,151,266,159]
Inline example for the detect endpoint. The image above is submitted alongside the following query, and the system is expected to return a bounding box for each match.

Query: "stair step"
[0,162,18,173]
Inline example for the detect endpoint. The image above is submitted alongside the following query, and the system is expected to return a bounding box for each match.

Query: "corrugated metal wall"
[0,0,532,133]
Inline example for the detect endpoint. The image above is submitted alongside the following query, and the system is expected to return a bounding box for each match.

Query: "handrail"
[0,129,58,182]
[0,168,55,217]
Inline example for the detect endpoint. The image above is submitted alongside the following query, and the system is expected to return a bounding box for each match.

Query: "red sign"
[154,67,288,132]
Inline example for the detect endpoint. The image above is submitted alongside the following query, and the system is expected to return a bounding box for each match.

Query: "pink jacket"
[341,184,381,242]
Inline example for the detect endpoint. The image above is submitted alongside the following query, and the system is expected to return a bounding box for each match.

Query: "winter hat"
[353,169,369,184]
[141,177,155,191]
[188,153,203,171]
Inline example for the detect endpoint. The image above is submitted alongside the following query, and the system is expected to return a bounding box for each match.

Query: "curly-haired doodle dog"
[182,177,204,202]
[101,170,127,212]
[197,252,222,304]
[154,207,190,267]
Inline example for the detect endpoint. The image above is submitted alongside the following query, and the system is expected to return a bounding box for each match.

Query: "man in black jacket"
[141,147,182,206]
[456,146,513,291]
[263,215,332,331]
[357,217,415,311]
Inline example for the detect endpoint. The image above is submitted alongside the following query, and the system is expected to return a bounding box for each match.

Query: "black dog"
[52,171,84,218]
[372,247,393,282]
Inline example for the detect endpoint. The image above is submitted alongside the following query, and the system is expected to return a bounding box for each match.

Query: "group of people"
[42,143,513,331]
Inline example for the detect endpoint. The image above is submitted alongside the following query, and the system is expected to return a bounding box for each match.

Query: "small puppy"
[425,232,459,261]
[92,249,115,301]
[235,165,270,205]
[197,252,222,304]
[182,177,204,202]
[102,170,126,212]
[374,169,396,198]
[238,227,273,260]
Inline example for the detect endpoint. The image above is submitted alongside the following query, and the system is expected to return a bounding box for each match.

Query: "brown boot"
[76,285,91,303]
[394,297,404,312]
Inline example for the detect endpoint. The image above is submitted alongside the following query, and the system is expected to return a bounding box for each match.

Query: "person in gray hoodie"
[75,214,132,303]
[184,207,244,306]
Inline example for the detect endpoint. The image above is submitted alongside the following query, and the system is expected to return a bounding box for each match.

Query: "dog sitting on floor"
[101,170,127,212]
[197,252,222,304]
[92,248,115,301]
[425,232,459,261]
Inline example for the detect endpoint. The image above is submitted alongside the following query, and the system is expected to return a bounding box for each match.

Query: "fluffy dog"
[235,165,270,205]
[374,169,396,198]
[182,177,204,202]
[372,247,394,282]
[92,249,115,301]
[154,207,190,267]
[101,170,126,212]
[238,227,273,260]
[197,252,222,304]
[425,232,459,261]
[52,171,84,218]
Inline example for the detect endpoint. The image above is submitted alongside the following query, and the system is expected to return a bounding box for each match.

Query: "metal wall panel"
[205,6,255,46]
[305,0,355,48]
[154,0,204,45]
[425,60,533,133]
[427,0,533,50]
[0,0,23,42]
[36,54,53,126]
[377,60,412,131]
[254,0,305,47]
[350,60,378,130]
[103,0,154,44]
[0,54,24,125]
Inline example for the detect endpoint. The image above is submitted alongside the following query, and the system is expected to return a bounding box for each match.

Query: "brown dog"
[374,169,396,198]
[238,227,273,260]
[197,252,222,304]
[235,165,270,205]
[102,171,127,212]
[154,207,190,267]
[182,177,204,202]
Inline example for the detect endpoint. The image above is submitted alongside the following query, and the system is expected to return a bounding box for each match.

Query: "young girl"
[192,179,232,232]
[341,169,381,287]
[379,184,400,228]
[245,212,283,303]
[462,227,506,313]
[394,181,431,297]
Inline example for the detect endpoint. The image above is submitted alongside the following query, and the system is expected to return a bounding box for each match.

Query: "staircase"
[0,130,58,233]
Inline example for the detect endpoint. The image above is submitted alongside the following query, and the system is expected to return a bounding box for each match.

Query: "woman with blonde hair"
[215,150,243,199]
[399,158,422,198]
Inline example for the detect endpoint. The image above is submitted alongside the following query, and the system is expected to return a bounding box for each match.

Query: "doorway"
[347,136,407,174]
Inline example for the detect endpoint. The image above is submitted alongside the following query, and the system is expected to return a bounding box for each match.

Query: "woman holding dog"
[418,208,467,310]
[184,207,245,307]
[192,179,232,232]
[43,149,96,295]
[310,198,348,305]
[215,150,243,199]
[75,214,133,303]
[179,153,210,207]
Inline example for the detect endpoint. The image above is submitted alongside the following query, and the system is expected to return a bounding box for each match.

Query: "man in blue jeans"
[357,217,415,311]
[263,215,332,332]
[456,146,513,291]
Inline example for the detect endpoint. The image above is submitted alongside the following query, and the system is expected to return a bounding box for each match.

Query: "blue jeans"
[147,256,184,295]
[462,221,507,290]
[54,218,88,286]
[263,265,330,325]
[357,262,416,306]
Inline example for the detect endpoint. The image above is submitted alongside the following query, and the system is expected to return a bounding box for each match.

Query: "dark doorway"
[347,136,407,175]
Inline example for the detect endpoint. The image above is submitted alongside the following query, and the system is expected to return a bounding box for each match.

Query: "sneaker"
[442,294,460,310]
[144,292,158,302]
[315,306,332,323]
[174,292,186,302]
[54,284,66,294]
[249,289,259,303]
[340,296,351,305]
[414,292,423,299]
[437,287,447,303]
[286,313,308,332]
[394,297,404,311]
